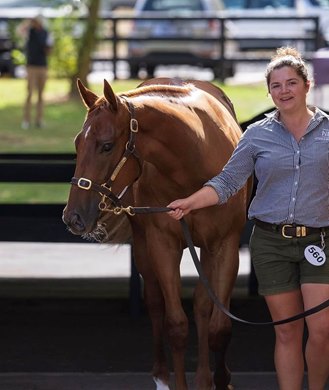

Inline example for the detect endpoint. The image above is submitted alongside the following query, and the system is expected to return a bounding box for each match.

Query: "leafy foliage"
[48,17,79,78]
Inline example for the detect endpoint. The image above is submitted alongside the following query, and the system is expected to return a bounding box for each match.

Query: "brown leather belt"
[254,219,328,238]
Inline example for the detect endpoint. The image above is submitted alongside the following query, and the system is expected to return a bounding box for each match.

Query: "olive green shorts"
[249,225,329,296]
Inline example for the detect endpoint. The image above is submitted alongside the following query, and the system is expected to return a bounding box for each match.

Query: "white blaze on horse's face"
[84,125,91,140]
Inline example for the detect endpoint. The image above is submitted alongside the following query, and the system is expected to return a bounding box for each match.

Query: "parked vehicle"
[222,0,329,52]
[0,21,15,77]
[127,0,235,79]
[0,0,80,18]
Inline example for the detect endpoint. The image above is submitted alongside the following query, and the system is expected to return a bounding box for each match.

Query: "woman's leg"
[265,289,305,390]
[302,283,329,390]
[23,66,34,126]
[36,67,47,127]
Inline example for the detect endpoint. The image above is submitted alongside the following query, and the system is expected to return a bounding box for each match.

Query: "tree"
[70,0,101,98]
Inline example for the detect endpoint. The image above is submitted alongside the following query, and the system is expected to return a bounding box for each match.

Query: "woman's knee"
[275,321,304,345]
[307,320,329,346]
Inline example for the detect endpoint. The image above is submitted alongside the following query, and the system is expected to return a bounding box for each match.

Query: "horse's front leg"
[132,232,170,389]
[148,232,188,390]
[144,278,171,389]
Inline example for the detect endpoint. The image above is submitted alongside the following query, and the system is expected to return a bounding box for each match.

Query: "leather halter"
[71,99,142,214]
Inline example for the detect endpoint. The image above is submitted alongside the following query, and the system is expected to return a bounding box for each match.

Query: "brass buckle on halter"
[130,118,138,132]
[77,178,92,190]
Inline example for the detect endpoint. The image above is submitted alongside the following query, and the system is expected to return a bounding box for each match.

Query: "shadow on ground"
[0,277,275,374]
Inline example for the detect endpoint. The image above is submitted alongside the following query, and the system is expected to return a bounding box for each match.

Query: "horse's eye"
[102,143,113,153]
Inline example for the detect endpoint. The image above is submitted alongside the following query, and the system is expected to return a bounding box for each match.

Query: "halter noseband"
[71,99,142,214]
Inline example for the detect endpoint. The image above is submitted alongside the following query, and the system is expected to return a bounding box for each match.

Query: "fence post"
[219,17,226,83]
[112,17,118,80]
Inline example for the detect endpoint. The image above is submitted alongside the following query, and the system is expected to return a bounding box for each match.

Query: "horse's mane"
[119,84,194,99]
[90,84,195,113]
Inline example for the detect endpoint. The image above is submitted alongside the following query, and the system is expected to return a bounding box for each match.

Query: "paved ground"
[0,243,251,280]
[0,289,326,389]
[0,244,328,389]
[0,372,285,390]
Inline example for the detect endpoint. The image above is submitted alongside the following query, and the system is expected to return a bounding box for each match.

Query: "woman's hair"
[265,47,310,89]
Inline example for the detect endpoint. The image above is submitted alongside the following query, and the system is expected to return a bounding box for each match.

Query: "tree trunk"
[70,0,100,98]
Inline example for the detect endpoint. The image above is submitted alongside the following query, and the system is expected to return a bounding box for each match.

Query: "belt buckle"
[281,224,307,238]
[296,226,307,237]
[281,224,293,238]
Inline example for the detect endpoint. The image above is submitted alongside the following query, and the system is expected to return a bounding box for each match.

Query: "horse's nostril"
[68,213,86,233]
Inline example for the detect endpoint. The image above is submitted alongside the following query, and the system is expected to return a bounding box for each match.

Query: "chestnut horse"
[63,78,252,390]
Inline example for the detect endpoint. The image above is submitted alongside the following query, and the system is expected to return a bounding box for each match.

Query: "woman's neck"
[279,107,314,142]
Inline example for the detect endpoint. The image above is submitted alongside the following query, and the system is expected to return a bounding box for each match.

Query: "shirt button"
[295,181,298,185]
[292,197,296,202]
[296,165,299,169]
[290,214,293,218]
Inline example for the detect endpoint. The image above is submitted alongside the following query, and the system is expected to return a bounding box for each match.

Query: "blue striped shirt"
[205,107,329,227]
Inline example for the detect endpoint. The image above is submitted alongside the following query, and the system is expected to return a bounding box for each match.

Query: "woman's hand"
[167,186,219,220]
[167,198,192,220]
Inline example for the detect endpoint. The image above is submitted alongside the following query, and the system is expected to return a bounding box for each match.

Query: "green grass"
[0,78,142,153]
[0,77,273,203]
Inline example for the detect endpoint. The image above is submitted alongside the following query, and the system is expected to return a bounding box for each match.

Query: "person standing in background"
[20,15,52,129]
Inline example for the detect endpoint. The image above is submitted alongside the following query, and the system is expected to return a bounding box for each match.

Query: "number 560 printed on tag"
[304,245,326,266]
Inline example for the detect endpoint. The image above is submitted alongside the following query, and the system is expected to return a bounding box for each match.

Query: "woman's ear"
[306,79,311,93]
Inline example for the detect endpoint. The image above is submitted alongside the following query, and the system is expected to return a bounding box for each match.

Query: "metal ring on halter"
[126,141,135,153]
[99,200,110,212]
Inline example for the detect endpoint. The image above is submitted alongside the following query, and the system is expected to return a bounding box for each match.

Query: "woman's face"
[268,66,310,112]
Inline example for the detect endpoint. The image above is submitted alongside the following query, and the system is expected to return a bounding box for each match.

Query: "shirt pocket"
[308,139,329,167]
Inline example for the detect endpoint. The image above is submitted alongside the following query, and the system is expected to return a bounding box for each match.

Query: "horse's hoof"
[153,377,170,390]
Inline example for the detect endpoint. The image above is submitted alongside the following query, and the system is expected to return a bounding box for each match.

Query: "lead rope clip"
[321,230,326,251]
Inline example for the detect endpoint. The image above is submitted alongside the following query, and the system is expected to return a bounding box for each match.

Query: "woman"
[20,16,52,129]
[167,47,329,390]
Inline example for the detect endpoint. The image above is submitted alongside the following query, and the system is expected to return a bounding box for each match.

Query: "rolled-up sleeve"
[204,129,255,204]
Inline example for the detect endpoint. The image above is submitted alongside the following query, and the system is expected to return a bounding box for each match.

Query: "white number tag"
[304,245,326,266]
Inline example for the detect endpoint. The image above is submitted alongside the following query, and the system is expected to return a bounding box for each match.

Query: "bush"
[48,17,79,78]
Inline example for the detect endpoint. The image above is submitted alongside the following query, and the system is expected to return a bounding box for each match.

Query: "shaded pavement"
[0,276,280,389]
[1,252,328,388]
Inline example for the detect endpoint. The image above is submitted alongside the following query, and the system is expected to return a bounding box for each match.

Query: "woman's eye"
[102,143,113,153]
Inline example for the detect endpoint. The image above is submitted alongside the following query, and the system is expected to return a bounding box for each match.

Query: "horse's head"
[63,79,141,237]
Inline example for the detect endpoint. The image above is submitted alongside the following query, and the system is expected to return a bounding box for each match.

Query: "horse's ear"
[77,79,98,108]
[103,79,118,112]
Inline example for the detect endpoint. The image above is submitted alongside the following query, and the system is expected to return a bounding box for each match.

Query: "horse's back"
[139,77,237,121]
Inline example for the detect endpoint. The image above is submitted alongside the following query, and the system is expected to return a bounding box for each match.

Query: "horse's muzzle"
[62,207,89,235]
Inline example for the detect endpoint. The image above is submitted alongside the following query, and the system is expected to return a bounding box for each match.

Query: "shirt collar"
[264,106,329,125]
